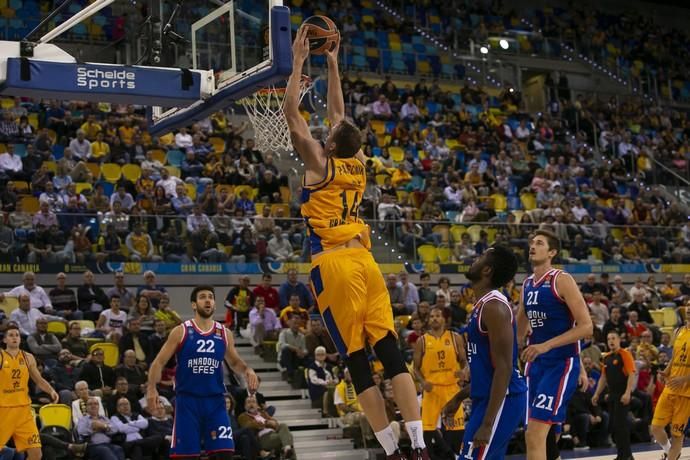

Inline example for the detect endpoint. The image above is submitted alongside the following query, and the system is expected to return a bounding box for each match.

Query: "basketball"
[302,15,339,55]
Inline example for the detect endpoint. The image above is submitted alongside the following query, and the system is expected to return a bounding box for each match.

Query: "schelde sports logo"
[76,67,136,90]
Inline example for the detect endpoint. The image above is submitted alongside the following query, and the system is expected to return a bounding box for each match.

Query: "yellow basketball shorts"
[422,384,464,431]
[309,248,395,356]
[0,405,41,452]
[652,391,690,437]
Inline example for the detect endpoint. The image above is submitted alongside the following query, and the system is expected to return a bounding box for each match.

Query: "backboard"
[149,0,292,135]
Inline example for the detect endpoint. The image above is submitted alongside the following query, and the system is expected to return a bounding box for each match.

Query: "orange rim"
[252,75,312,96]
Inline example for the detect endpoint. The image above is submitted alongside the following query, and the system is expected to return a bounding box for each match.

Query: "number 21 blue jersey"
[522,268,580,359]
[175,320,228,396]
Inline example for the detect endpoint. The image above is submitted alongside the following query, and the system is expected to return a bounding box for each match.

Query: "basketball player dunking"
[147,286,258,459]
[0,325,60,460]
[442,246,527,459]
[517,230,591,460]
[285,26,428,460]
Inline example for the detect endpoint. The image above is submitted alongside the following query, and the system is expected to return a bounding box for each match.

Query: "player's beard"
[465,263,482,282]
[196,306,215,319]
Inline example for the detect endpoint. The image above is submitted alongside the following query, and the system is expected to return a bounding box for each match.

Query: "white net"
[239,76,313,153]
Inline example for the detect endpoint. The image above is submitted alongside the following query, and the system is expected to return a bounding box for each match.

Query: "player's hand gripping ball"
[302,15,340,55]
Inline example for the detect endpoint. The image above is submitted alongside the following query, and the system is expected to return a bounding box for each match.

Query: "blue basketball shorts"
[170,393,234,457]
[460,392,526,460]
[524,356,580,425]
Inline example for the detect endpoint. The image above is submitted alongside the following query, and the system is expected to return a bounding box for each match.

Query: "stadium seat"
[11,143,26,157]
[166,150,185,167]
[75,182,92,194]
[466,225,483,243]
[90,342,119,367]
[610,228,624,241]
[432,224,450,243]
[279,186,291,203]
[150,149,167,164]
[417,245,437,263]
[43,160,58,174]
[20,196,39,213]
[437,246,452,263]
[39,404,72,430]
[375,174,388,186]
[489,193,507,212]
[520,193,536,210]
[122,164,142,182]
[164,166,181,177]
[389,146,404,163]
[450,225,466,243]
[46,321,67,336]
[101,163,121,182]
[208,137,225,154]
[649,309,664,326]
[185,183,197,200]
[12,180,29,193]
[0,296,18,315]
[663,308,678,327]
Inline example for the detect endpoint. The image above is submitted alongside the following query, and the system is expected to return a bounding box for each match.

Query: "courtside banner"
[1,58,202,106]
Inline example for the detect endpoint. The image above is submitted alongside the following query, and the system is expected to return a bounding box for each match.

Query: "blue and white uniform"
[460,290,526,460]
[522,268,580,425]
[171,319,234,457]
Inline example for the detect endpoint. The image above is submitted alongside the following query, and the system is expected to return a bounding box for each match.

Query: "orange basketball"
[302,15,339,55]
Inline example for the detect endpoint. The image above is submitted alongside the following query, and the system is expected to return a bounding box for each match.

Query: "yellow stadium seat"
[0,296,18,315]
[450,225,466,243]
[122,164,142,182]
[20,196,40,213]
[417,245,437,263]
[490,193,507,212]
[590,247,603,260]
[279,186,291,203]
[485,227,497,244]
[271,204,290,217]
[446,139,460,149]
[46,321,67,336]
[28,113,39,130]
[437,246,452,263]
[649,309,664,326]
[39,404,72,430]
[663,308,678,327]
[389,146,405,163]
[520,193,536,210]
[610,228,625,241]
[84,162,100,180]
[75,182,92,195]
[90,342,119,367]
[255,203,266,216]
[660,326,675,336]
[375,174,388,186]
[43,161,58,174]
[234,185,253,199]
[149,149,166,164]
[466,225,483,243]
[417,60,431,75]
[432,224,450,243]
[163,166,180,177]
[511,210,524,223]
[370,120,386,135]
[185,183,197,200]
[101,163,122,183]
[208,137,225,154]
[11,180,29,194]
[394,315,412,332]
[0,143,6,153]
[396,190,408,203]
[0,98,13,109]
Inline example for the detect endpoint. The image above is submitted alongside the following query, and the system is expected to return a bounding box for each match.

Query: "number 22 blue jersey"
[522,268,580,359]
[175,320,228,396]
[465,290,526,400]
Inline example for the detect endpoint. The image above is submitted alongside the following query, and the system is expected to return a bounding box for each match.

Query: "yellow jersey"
[668,327,690,396]
[0,350,31,407]
[301,157,370,256]
[420,330,461,386]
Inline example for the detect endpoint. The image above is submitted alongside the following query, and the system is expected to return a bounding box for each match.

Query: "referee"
[592,331,636,460]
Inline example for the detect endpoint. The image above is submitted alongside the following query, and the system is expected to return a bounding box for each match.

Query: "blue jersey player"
[517,230,592,460]
[147,285,258,459]
[443,245,527,460]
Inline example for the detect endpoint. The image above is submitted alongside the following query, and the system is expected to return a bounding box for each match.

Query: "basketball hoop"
[239,75,313,153]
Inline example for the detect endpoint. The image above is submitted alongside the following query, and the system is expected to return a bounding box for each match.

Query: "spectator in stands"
[627,292,653,324]
[80,347,116,397]
[610,276,631,306]
[602,306,626,338]
[236,189,256,215]
[305,317,338,365]
[33,198,59,230]
[258,170,282,203]
[62,321,89,359]
[27,317,62,363]
[96,294,127,342]
[418,273,436,304]
[279,294,309,330]
[266,227,298,262]
[223,393,263,459]
[580,274,603,301]
[253,205,275,238]
[588,290,609,331]
[174,127,193,149]
[106,271,136,312]
[566,385,609,449]
[110,185,135,213]
[153,294,181,332]
[0,144,25,182]
[72,382,107,425]
[106,376,142,416]
[278,314,308,382]
[125,223,162,262]
[386,273,406,315]
[33,127,53,158]
[128,295,157,336]
[0,218,14,263]
[119,318,152,365]
[49,272,82,320]
[101,202,130,237]
[307,346,336,410]
[115,349,147,396]
[238,395,295,459]
[248,296,281,355]
[334,368,374,447]
[78,270,109,318]
[76,396,125,460]
[372,95,393,119]
[171,184,195,216]
[47,348,82,404]
[398,271,419,313]
[156,168,184,198]
[10,293,63,336]
[224,275,255,332]
[110,397,169,460]
[69,129,92,160]
[278,269,313,310]
[136,271,167,309]
[625,310,648,338]
[253,273,280,313]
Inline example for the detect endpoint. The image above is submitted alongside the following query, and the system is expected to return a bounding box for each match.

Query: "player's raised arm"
[147,325,183,409]
[474,299,514,447]
[224,327,259,393]
[323,33,344,125]
[285,26,324,170]
[26,352,58,403]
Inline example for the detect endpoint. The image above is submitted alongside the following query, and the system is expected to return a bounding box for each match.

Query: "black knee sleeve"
[345,349,376,394]
[374,332,409,380]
